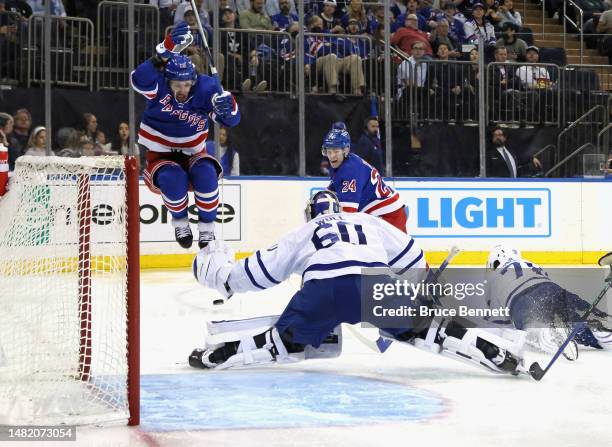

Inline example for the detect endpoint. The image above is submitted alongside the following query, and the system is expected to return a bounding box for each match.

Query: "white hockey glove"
[156,21,194,59]
[193,240,235,304]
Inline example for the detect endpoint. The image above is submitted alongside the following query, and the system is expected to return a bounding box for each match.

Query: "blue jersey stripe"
[244,257,266,290]
[389,239,415,266]
[256,250,281,285]
[303,260,387,277]
[398,250,424,275]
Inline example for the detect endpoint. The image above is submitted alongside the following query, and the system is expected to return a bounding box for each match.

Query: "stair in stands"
[519,0,609,70]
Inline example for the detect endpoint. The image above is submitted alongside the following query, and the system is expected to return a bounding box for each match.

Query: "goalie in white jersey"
[189,191,527,376]
[485,245,611,351]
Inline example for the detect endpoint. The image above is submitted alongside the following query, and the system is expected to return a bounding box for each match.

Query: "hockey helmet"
[486,245,522,271]
[305,190,340,221]
[165,54,197,82]
[321,127,350,157]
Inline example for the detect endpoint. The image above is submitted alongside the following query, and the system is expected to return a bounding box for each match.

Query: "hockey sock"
[190,159,219,222]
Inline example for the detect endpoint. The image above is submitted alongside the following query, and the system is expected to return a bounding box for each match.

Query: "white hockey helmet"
[486,245,522,271]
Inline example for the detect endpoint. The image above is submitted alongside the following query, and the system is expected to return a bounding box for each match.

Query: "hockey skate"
[172,218,193,248]
[198,221,215,249]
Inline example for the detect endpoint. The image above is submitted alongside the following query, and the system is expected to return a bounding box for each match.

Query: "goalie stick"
[528,251,612,381]
[347,246,461,353]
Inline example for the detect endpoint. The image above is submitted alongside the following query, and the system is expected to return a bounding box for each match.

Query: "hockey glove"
[211,91,235,118]
[156,21,194,59]
[193,241,235,304]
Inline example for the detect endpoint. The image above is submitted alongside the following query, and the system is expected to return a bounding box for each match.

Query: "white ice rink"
[11,268,612,447]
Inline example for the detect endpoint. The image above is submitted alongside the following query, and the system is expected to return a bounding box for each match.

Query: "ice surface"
[9,268,610,447]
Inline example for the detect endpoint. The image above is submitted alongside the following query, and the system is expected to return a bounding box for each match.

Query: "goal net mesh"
[0,156,131,425]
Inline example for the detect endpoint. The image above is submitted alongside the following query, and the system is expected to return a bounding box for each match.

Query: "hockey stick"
[529,251,612,381]
[347,245,461,353]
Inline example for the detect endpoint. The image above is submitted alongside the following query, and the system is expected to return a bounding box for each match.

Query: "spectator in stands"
[341,0,369,31]
[391,13,433,57]
[497,0,522,28]
[4,0,31,18]
[393,0,427,32]
[483,0,502,28]
[94,130,113,153]
[240,0,273,30]
[596,7,612,64]
[397,41,430,99]
[352,116,384,175]
[0,112,20,169]
[266,0,296,18]
[175,0,209,26]
[205,126,240,175]
[219,6,251,91]
[80,112,98,143]
[391,0,408,19]
[368,4,390,35]
[429,42,463,120]
[439,2,466,45]
[24,126,47,156]
[430,19,461,58]
[271,0,297,30]
[11,108,31,155]
[27,0,66,16]
[488,46,519,120]
[496,21,526,62]
[112,122,130,155]
[304,15,339,93]
[55,127,80,157]
[319,0,342,32]
[464,3,496,47]
[345,18,369,58]
[487,126,541,177]
[150,1,179,35]
[515,46,551,89]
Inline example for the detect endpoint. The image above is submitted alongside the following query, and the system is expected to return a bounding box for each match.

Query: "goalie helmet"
[165,54,197,82]
[487,245,522,271]
[305,190,340,221]
[321,127,350,157]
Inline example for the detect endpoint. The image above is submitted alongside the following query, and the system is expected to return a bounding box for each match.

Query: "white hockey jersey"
[485,257,552,310]
[227,212,426,293]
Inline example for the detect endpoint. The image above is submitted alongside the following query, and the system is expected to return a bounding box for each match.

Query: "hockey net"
[0,155,140,426]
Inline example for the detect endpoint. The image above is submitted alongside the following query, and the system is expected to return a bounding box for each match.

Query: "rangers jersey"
[130,59,240,154]
[328,154,403,217]
[485,257,552,310]
[227,212,426,292]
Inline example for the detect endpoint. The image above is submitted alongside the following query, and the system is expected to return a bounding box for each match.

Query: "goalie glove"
[156,21,194,60]
[193,241,235,304]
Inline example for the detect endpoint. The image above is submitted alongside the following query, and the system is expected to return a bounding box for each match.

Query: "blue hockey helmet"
[165,54,197,82]
[305,190,340,221]
[321,128,350,157]
[331,121,347,131]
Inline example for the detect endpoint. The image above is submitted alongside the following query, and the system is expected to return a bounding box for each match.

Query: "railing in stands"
[487,62,561,126]
[0,11,26,86]
[26,15,94,90]
[563,0,584,65]
[96,1,159,90]
[555,105,608,177]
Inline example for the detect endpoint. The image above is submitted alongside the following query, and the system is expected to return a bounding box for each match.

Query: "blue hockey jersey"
[327,154,402,217]
[131,59,240,154]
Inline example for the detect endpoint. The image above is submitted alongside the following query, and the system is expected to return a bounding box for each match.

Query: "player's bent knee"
[156,164,187,187]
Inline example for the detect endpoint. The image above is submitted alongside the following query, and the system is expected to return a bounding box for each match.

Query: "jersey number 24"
[312,220,367,250]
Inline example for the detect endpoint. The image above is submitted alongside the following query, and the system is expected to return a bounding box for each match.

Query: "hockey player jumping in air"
[485,245,612,355]
[322,124,408,233]
[131,22,240,249]
[189,191,526,376]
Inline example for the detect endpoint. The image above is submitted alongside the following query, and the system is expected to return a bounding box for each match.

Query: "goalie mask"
[305,190,340,221]
[487,245,522,271]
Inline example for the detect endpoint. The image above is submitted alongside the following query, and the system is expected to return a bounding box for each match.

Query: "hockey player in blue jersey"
[187,191,526,376]
[322,124,408,233]
[131,22,240,249]
[485,245,612,352]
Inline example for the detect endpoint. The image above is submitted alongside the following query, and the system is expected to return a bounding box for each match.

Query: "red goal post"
[0,155,140,426]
